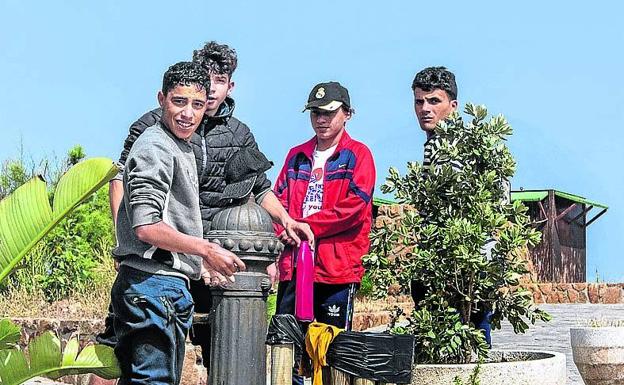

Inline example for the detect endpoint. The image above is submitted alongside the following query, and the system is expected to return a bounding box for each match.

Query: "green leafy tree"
[364,104,550,364]
[67,145,86,167]
[0,161,30,200]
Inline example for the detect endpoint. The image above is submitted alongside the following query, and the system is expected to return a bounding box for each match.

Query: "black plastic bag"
[326,331,414,384]
[266,314,312,376]
[266,314,305,346]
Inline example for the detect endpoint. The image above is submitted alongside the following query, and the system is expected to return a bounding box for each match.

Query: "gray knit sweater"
[113,122,203,281]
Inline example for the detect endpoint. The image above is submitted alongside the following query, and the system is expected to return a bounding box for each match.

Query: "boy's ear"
[157,91,165,107]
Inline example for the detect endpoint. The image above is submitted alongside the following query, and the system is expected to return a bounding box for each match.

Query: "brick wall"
[520,283,624,304]
[352,295,414,331]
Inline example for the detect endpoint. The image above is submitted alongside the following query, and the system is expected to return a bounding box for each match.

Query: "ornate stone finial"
[207,200,283,257]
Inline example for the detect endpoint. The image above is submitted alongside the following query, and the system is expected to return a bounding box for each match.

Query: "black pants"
[276,278,358,385]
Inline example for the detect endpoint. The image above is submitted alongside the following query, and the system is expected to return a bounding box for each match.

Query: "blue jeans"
[112,266,194,385]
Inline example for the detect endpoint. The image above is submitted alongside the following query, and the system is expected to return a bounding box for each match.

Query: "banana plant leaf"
[0,320,20,350]
[0,330,121,384]
[0,157,118,283]
[0,158,120,384]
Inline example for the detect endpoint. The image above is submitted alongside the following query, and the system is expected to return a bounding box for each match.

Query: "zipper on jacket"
[293,153,314,272]
[200,126,207,175]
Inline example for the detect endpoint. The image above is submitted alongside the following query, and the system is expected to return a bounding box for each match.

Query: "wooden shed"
[511,190,608,283]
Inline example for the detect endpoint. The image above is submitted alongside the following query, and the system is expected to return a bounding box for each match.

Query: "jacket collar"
[299,130,353,159]
[204,96,235,125]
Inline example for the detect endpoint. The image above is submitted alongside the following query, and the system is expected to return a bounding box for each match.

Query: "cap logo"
[315,87,325,99]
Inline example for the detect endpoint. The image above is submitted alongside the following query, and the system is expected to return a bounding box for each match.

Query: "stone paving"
[491,303,624,385]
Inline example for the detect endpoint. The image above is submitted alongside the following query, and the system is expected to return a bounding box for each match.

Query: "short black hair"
[411,66,458,100]
[192,41,238,78]
[162,61,210,95]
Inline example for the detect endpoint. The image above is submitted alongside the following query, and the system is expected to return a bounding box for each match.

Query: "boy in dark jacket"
[103,41,312,367]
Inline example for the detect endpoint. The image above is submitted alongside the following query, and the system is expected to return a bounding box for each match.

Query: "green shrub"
[364,104,550,364]
[36,185,114,301]
[0,160,29,200]
[358,273,374,297]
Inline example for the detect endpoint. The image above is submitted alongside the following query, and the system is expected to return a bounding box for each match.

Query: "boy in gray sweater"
[111,61,245,385]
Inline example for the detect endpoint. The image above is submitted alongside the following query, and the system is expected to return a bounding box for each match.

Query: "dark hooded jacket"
[116,97,272,233]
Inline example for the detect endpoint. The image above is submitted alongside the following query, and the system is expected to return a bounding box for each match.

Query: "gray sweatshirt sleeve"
[124,138,174,228]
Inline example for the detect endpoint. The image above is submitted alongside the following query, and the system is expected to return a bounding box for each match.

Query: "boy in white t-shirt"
[271,81,376,385]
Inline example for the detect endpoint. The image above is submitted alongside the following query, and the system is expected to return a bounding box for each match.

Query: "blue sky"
[1,1,623,281]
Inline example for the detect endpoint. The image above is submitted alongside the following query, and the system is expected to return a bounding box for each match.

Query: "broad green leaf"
[29,331,61,375]
[0,319,21,350]
[61,338,80,367]
[0,349,30,385]
[0,332,120,385]
[0,178,52,282]
[0,157,117,283]
[52,158,117,215]
[72,344,120,379]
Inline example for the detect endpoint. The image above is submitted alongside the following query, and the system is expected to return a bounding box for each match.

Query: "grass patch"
[0,250,116,320]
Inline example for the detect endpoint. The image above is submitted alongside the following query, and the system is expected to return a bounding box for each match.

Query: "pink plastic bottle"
[295,241,314,322]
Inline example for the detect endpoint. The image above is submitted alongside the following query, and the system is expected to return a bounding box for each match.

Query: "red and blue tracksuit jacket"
[273,131,376,284]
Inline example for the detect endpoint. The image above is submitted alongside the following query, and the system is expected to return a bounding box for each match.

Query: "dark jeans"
[98,274,214,368]
[95,303,117,347]
[276,278,358,385]
[411,280,492,347]
[112,266,194,385]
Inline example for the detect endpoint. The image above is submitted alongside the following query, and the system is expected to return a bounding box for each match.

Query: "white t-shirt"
[302,144,337,218]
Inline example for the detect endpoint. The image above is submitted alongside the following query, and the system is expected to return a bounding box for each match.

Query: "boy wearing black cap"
[272,82,376,383]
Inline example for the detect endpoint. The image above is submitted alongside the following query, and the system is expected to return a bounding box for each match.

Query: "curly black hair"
[162,61,211,95]
[411,66,458,100]
[192,41,238,77]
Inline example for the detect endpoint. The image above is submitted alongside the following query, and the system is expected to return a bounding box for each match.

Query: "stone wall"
[352,295,414,331]
[11,284,622,385]
[520,283,624,304]
[10,294,411,385]
[11,294,413,384]
[374,203,408,230]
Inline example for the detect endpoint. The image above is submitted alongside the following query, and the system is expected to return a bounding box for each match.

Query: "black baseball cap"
[303,81,351,112]
[221,148,273,201]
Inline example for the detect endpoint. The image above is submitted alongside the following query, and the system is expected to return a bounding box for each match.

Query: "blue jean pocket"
[161,289,194,327]
[112,272,195,385]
